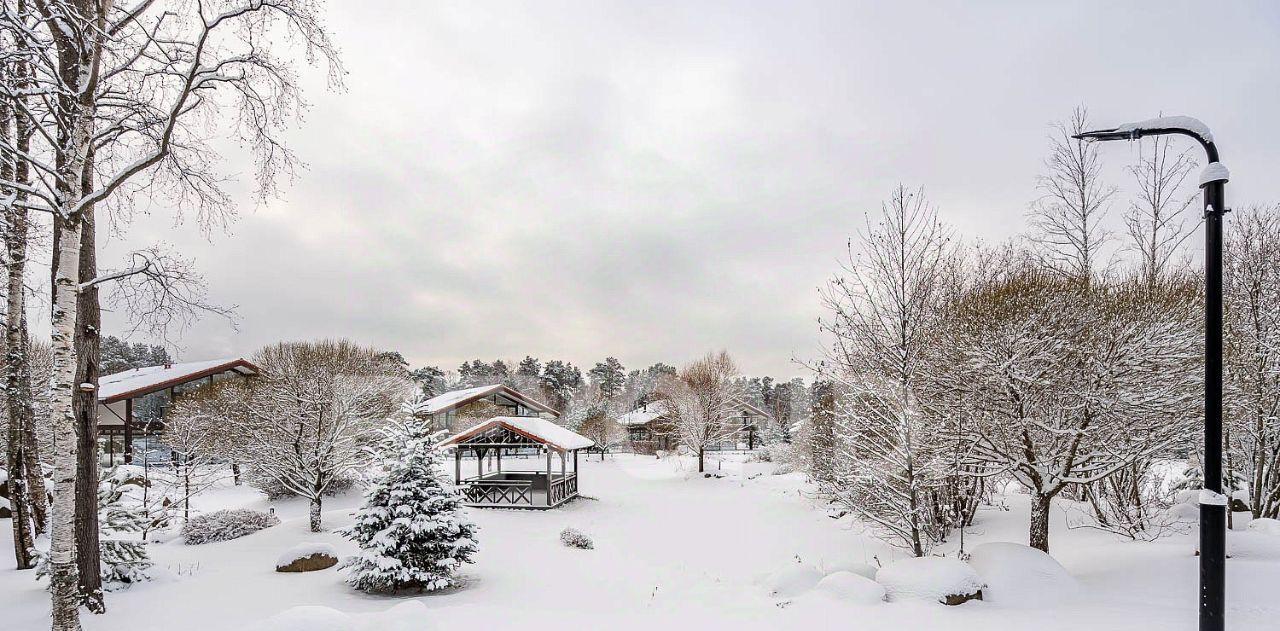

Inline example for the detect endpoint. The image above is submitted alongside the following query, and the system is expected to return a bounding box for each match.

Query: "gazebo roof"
[438,416,595,452]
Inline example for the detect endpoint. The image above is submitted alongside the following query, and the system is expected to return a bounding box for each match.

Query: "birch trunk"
[49,214,85,631]
[1,46,40,570]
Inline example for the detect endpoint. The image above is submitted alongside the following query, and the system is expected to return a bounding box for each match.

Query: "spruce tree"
[341,415,478,592]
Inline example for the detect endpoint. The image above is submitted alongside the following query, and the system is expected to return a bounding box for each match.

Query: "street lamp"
[1075,116,1229,631]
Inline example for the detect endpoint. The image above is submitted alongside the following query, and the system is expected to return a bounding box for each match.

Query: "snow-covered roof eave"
[97,357,259,403]
[437,416,595,452]
[421,384,560,417]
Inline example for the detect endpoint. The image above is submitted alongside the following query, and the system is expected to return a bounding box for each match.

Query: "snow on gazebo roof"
[438,416,595,452]
[98,357,259,404]
[422,383,559,417]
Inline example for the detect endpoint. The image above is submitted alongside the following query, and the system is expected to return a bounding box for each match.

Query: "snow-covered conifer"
[340,412,478,593]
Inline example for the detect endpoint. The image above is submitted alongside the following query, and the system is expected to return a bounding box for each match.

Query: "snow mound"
[1166,502,1200,521]
[249,606,354,631]
[1227,532,1280,560]
[807,571,886,604]
[820,560,877,580]
[1115,116,1213,144]
[967,543,1077,606]
[762,565,824,598]
[1247,518,1280,536]
[276,543,338,568]
[248,602,437,631]
[1174,489,1200,505]
[876,557,984,604]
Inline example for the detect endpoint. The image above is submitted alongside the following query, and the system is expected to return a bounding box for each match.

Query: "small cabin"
[437,417,594,509]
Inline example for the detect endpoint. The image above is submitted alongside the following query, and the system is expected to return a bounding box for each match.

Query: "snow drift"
[967,543,1077,606]
[876,557,984,604]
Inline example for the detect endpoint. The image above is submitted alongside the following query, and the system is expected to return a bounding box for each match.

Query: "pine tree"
[341,415,479,592]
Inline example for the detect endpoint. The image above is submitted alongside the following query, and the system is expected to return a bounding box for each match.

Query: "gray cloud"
[99,0,1280,377]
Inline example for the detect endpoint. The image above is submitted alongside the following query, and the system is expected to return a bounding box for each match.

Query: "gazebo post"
[574,449,578,474]
[477,447,484,478]
[546,447,553,506]
[455,448,461,484]
[497,448,502,473]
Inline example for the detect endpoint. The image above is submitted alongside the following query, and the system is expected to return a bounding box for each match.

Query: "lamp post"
[1074,116,1229,631]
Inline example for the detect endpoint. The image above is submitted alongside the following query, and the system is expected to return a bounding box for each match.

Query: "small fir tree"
[340,413,479,592]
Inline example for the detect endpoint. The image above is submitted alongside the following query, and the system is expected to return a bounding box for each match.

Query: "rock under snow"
[762,564,824,599]
[806,571,886,604]
[967,543,1077,606]
[1247,518,1280,536]
[275,543,339,572]
[876,557,984,605]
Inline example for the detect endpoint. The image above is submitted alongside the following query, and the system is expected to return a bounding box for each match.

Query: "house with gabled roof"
[97,357,260,464]
[420,383,559,433]
[616,397,773,453]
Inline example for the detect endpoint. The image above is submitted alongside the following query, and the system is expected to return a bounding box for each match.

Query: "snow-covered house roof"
[98,357,259,404]
[437,416,594,452]
[421,383,559,417]
[616,400,673,427]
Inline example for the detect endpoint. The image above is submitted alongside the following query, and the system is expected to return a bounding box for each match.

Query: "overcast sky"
[96,0,1280,379]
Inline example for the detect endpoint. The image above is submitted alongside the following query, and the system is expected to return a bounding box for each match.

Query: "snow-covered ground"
[3,453,1279,630]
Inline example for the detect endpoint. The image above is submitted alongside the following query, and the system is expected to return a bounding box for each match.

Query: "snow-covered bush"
[875,557,984,605]
[37,468,155,588]
[340,413,478,592]
[559,527,593,550]
[807,571,886,604]
[182,509,280,545]
[966,543,1077,606]
[99,468,154,587]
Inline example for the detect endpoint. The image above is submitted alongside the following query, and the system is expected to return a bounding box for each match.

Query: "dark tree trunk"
[57,201,103,612]
[1029,493,1053,553]
[697,448,705,473]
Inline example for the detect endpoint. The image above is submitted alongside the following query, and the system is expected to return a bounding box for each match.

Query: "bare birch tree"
[1224,205,1280,519]
[1029,107,1117,283]
[816,185,955,556]
[0,1,339,624]
[1124,134,1198,286]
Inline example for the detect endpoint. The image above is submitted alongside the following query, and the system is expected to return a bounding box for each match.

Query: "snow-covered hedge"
[559,527,594,550]
[967,543,1077,606]
[182,509,280,545]
[876,557,984,605]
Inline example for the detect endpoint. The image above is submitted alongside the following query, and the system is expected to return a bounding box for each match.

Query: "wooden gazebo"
[437,416,594,509]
